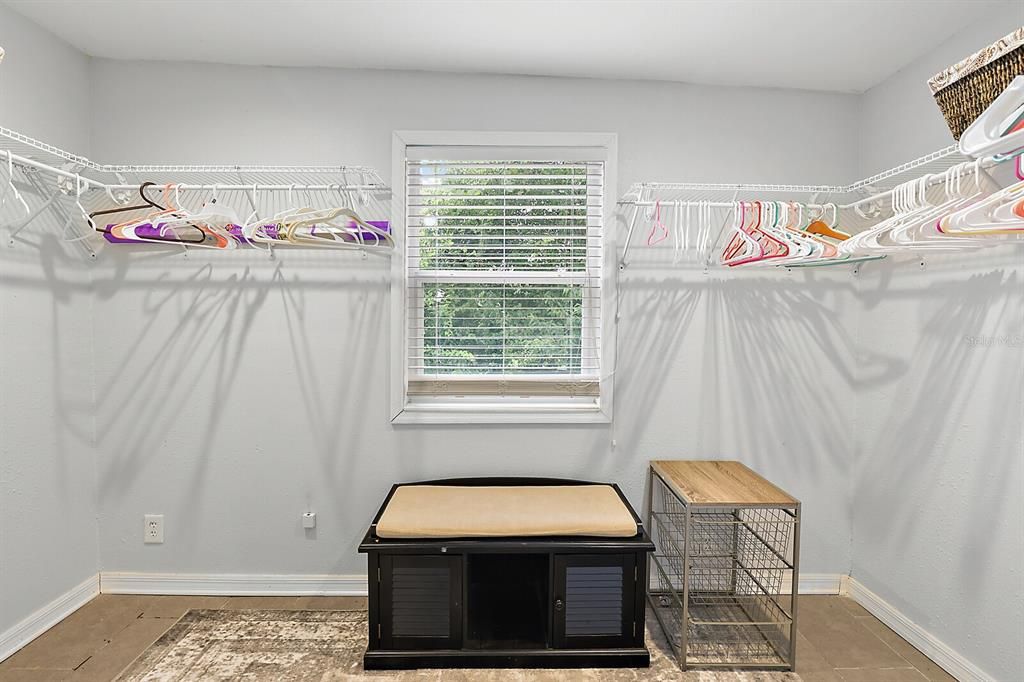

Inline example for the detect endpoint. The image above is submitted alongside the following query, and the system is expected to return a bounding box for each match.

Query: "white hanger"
[940,172,1024,237]
[889,164,989,250]
[720,201,761,265]
[1,151,31,222]
[62,175,99,243]
[154,185,240,249]
[960,75,1024,159]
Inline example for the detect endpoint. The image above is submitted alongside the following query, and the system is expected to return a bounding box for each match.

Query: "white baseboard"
[0,574,99,663]
[102,571,839,597]
[100,572,368,596]
[846,576,993,682]
[790,573,843,595]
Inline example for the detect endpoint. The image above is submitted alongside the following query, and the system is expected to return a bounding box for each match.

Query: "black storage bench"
[359,477,655,670]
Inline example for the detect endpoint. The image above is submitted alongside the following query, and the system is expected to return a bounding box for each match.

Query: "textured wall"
[0,3,98,640]
[854,9,1024,680]
[859,3,1024,176]
[85,59,861,582]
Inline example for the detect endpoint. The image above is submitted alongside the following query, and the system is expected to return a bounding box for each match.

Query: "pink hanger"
[725,201,789,266]
[646,200,669,246]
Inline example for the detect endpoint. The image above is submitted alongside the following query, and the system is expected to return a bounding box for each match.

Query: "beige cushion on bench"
[375,485,638,539]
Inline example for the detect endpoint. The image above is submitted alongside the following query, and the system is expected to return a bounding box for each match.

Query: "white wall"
[0,4,91,151]
[0,3,97,639]
[854,10,1024,680]
[852,252,1023,682]
[85,58,862,582]
[859,3,1024,176]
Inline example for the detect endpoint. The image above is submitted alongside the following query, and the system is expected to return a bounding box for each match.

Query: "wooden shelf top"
[651,460,798,507]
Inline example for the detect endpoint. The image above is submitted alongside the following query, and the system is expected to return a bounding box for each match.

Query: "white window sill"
[391,400,612,425]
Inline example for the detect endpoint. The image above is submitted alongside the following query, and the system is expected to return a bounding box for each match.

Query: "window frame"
[390,131,617,425]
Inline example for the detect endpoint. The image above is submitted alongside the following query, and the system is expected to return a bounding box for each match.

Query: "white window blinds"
[405,152,604,399]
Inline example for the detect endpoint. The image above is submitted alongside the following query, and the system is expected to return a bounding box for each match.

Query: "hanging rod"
[623,200,829,209]
[101,183,385,192]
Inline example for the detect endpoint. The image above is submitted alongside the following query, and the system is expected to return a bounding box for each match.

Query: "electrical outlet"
[144,514,164,544]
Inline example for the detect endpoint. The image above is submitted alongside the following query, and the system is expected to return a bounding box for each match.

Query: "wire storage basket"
[646,461,800,670]
[929,27,1024,140]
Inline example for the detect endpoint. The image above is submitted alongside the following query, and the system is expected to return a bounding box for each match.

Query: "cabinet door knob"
[554,598,564,612]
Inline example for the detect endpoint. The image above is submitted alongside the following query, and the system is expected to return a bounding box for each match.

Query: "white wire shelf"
[620,144,972,207]
[616,145,1021,269]
[0,126,388,192]
[619,183,844,204]
[0,126,96,170]
[0,126,392,259]
[846,145,964,193]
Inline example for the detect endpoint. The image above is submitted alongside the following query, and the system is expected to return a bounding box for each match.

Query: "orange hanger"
[804,219,850,241]
[802,204,850,241]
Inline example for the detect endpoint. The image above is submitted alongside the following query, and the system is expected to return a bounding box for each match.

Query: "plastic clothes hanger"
[672,201,684,263]
[895,165,992,249]
[960,75,1024,158]
[723,201,789,266]
[940,176,1024,237]
[285,207,394,249]
[929,161,1017,238]
[1,151,31,221]
[840,180,926,256]
[723,201,753,261]
[776,202,829,264]
[730,201,788,266]
[720,202,758,264]
[153,186,239,249]
[646,200,669,246]
[60,175,101,243]
[137,184,234,248]
[110,185,205,246]
[98,183,206,244]
[741,202,798,266]
[280,184,393,249]
[790,202,838,259]
[804,204,850,241]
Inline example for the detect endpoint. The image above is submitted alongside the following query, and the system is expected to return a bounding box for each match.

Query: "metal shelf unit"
[645,460,800,671]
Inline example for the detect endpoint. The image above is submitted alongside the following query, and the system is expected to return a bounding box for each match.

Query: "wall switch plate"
[144,514,164,544]
[302,511,316,529]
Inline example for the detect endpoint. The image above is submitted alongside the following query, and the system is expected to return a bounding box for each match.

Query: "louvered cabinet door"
[553,554,637,649]
[379,555,462,650]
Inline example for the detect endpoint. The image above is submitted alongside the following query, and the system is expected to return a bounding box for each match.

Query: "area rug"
[116,609,801,681]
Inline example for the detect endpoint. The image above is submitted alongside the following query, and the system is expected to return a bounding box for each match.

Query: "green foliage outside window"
[415,163,593,375]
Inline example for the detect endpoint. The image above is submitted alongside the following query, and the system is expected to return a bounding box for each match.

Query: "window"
[391,133,616,423]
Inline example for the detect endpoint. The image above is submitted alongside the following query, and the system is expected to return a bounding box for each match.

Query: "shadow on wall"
[614,267,904,461]
[11,209,1021,580]
[0,212,96,527]
[80,252,912,494]
[613,264,902,564]
[88,249,388,497]
[853,262,1023,588]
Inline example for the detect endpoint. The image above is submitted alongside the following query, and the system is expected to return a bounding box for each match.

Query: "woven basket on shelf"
[929,26,1024,140]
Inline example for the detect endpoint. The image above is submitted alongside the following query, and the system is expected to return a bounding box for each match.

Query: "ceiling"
[3,0,1007,93]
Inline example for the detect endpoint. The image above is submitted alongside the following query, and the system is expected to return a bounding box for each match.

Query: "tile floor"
[0,595,954,682]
